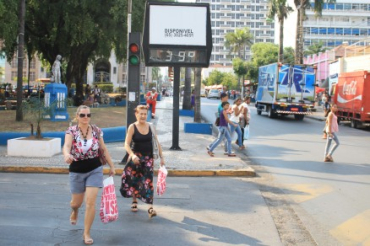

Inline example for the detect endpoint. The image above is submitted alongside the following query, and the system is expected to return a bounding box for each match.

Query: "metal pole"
[16,0,25,121]
[170,66,181,150]
[125,0,132,87]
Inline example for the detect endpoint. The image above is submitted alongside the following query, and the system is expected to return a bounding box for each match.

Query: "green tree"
[152,67,160,81]
[283,47,295,64]
[232,57,248,92]
[304,41,328,55]
[294,0,336,63]
[267,0,293,62]
[246,43,279,83]
[224,27,254,59]
[206,70,224,86]
[221,72,238,90]
[0,0,170,101]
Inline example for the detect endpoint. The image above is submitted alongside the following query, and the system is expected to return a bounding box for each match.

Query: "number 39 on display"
[165,51,195,62]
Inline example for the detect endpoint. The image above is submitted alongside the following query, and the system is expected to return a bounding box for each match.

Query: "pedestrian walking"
[63,105,116,245]
[238,96,251,146]
[207,101,237,157]
[191,89,195,109]
[229,98,245,150]
[85,84,91,99]
[324,104,340,162]
[146,87,158,119]
[93,85,101,103]
[120,105,165,218]
[322,97,331,139]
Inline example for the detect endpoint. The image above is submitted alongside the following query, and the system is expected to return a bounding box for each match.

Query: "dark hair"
[220,93,228,99]
[221,101,229,107]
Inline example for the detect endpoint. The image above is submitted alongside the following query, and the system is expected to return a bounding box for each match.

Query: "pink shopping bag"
[156,166,168,196]
[100,176,118,223]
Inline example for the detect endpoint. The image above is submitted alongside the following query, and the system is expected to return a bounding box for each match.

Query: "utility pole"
[125,0,132,87]
[16,0,25,121]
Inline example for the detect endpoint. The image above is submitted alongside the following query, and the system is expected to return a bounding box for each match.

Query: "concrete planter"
[7,137,61,157]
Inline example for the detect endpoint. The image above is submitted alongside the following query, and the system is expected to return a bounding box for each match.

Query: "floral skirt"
[119,152,154,204]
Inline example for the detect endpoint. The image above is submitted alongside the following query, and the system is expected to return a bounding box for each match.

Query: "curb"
[0,166,256,177]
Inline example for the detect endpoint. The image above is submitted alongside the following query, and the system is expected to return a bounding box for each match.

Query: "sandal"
[148,207,157,219]
[83,235,94,245]
[228,153,237,157]
[70,208,78,225]
[131,201,138,212]
[324,156,331,162]
[239,145,245,150]
[207,151,214,157]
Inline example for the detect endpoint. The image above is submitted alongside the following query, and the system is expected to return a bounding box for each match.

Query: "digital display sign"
[148,48,207,65]
[142,2,212,67]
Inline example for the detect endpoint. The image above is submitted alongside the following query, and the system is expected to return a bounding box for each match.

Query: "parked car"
[200,89,206,97]
[207,89,220,99]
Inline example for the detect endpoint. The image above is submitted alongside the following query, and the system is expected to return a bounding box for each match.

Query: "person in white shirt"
[238,96,251,146]
[228,98,245,150]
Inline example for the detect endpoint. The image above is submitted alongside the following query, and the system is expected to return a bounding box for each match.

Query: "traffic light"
[129,43,140,65]
[127,32,142,126]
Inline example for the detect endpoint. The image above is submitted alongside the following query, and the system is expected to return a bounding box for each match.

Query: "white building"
[281,0,370,50]
[196,0,275,66]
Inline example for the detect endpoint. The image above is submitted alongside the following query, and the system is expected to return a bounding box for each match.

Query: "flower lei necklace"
[79,125,89,146]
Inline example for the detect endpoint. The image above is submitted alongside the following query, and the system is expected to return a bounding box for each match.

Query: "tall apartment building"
[303,0,370,48]
[283,0,370,50]
[196,0,275,66]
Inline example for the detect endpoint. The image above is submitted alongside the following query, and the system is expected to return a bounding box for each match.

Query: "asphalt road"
[0,173,282,246]
[201,97,370,246]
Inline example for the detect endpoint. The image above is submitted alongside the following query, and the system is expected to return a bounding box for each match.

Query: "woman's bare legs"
[83,187,99,243]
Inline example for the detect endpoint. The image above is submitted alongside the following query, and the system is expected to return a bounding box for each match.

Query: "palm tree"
[225,27,254,95]
[224,27,254,59]
[294,0,336,64]
[267,0,293,63]
[304,41,328,55]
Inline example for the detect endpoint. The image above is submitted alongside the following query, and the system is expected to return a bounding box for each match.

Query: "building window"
[11,71,17,80]
[113,67,117,74]
[30,59,35,69]
[30,72,35,82]
[11,58,17,68]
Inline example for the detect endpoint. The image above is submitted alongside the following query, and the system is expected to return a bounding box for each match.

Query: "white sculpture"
[51,55,62,83]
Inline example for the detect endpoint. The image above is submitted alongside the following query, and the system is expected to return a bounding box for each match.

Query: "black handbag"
[215,117,220,126]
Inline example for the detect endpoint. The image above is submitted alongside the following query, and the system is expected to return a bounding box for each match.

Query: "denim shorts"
[69,166,103,194]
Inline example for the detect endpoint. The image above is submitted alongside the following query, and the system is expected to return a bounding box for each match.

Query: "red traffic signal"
[129,43,140,65]
[129,43,139,54]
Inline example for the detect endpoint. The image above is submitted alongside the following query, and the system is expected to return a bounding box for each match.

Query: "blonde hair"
[135,105,148,113]
[71,105,90,123]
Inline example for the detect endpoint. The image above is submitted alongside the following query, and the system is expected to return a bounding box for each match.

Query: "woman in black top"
[120,105,164,218]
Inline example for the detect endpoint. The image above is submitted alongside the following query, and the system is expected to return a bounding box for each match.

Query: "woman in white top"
[229,98,245,150]
[239,96,251,146]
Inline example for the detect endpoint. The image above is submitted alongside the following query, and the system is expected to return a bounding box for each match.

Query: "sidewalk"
[0,97,255,177]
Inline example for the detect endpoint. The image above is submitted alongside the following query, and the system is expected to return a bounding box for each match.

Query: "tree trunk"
[194,68,202,123]
[279,18,284,63]
[36,123,41,139]
[16,0,26,121]
[182,67,192,109]
[294,9,300,64]
[27,56,31,97]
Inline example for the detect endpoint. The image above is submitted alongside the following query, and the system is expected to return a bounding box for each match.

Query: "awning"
[315,87,326,93]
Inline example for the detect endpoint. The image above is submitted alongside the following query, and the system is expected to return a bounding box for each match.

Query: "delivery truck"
[255,63,316,120]
[333,70,370,128]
